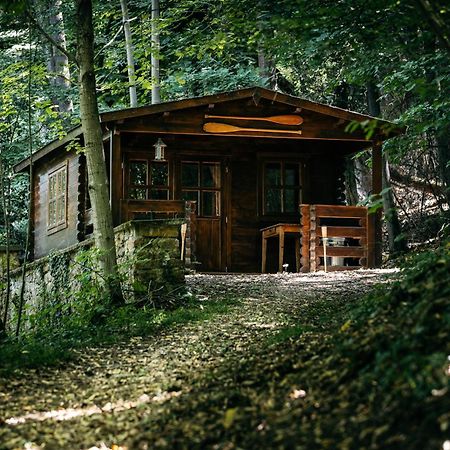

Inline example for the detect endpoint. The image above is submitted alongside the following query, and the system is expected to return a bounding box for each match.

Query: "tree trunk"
[151,0,161,104]
[367,82,407,254]
[355,156,372,200]
[333,82,359,205]
[120,0,138,107]
[415,0,450,52]
[436,132,450,205]
[75,0,123,306]
[47,0,73,114]
[344,156,359,205]
[0,157,11,332]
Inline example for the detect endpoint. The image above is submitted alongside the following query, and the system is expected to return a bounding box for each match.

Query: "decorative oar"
[203,122,302,135]
[204,114,303,126]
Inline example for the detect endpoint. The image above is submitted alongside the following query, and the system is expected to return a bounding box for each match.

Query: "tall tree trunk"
[16,19,34,337]
[47,0,73,114]
[344,157,359,205]
[355,156,372,200]
[424,38,450,206]
[333,82,359,205]
[367,82,407,254]
[0,157,11,334]
[415,0,450,52]
[436,132,450,205]
[120,0,138,107]
[75,0,123,306]
[151,0,161,104]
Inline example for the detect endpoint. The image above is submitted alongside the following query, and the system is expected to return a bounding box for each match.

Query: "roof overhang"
[14,86,403,173]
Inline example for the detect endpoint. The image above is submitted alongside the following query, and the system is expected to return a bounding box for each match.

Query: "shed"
[15,87,394,273]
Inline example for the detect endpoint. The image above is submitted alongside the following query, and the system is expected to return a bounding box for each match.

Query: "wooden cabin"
[15,87,392,273]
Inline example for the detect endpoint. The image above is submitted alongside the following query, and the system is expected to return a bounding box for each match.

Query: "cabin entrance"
[177,158,228,271]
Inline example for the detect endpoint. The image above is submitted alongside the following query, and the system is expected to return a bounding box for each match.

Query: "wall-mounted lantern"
[153,138,167,161]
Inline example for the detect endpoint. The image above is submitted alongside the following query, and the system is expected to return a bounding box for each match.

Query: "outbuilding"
[15,87,393,273]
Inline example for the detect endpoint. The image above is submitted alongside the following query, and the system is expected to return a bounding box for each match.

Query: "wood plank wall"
[119,133,353,273]
[33,152,81,259]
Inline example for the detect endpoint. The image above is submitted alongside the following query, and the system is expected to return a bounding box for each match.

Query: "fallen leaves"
[0,270,399,449]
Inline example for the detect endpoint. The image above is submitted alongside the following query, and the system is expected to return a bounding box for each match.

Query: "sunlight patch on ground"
[5,391,181,425]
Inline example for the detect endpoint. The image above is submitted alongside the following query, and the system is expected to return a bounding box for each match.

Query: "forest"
[0,0,449,449]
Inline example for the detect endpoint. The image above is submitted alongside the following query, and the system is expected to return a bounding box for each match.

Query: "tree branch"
[26,10,78,66]
[94,22,125,60]
[415,0,450,52]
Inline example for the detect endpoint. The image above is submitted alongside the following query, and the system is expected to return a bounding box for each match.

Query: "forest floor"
[1,270,397,450]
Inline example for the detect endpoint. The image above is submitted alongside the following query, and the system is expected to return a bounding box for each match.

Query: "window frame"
[47,162,68,234]
[180,160,221,218]
[125,158,170,201]
[262,160,302,216]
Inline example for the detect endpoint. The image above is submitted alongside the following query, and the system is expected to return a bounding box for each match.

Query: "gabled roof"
[99,86,384,123]
[14,86,399,173]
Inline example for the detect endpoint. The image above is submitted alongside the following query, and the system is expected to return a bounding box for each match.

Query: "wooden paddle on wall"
[204,114,304,125]
[203,122,302,135]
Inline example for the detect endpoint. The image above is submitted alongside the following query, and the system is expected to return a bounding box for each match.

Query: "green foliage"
[265,324,310,345]
[0,245,240,374]
[124,244,450,449]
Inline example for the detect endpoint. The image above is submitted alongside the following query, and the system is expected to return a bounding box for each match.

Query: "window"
[48,164,68,232]
[181,161,220,217]
[127,160,169,200]
[263,161,301,214]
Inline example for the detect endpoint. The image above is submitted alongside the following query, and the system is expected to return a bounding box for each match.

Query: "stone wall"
[115,220,185,304]
[1,220,185,330]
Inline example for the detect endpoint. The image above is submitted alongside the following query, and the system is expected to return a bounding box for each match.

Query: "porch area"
[119,199,377,274]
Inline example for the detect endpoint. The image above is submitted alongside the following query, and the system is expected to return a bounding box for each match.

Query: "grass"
[0,295,240,375]
[265,324,312,345]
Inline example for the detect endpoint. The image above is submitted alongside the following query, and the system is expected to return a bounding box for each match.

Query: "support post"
[368,142,383,267]
[111,128,122,226]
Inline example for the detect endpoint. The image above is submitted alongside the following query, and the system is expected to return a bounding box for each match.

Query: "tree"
[75,0,123,306]
[366,82,407,254]
[151,0,160,104]
[120,0,138,107]
[45,0,73,116]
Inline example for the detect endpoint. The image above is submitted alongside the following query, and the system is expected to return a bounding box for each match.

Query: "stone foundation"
[1,220,186,330]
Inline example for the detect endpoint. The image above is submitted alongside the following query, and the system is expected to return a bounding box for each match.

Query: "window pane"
[129,188,147,199]
[150,189,169,200]
[151,162,168,186]
[130,161,147,185]
[48,201,56,225]
[285,164,300,186]
[57,171,62,194]
[57,195,66,223]
[61,170,66,192]
[202,191,220,217]
[181,163,199,187]
[266,163,281,186]
[181,190,199,204]
[284,188,299,213]
[202,163,220,188]
[49,176,55,199]
[265,188,282,213]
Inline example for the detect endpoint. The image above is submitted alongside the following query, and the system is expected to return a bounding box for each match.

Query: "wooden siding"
[230,155,259,272]
[26,92,385,270]
[118,131,352,273]
[33,152,81,259]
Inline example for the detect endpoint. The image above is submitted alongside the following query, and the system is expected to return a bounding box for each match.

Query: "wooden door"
[178,159,227,271]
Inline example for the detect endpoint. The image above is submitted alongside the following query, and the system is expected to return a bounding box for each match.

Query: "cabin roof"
[14,86,400,173]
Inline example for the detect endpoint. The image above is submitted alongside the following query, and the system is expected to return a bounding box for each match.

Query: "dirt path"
[0,270,395,450]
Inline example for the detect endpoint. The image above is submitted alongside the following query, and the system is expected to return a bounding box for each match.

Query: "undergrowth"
[0,295,240,375]
[125,241,450,449]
